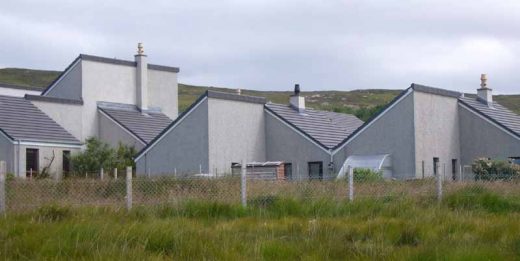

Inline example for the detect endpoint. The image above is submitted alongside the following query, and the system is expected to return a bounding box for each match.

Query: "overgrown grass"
[1,187,520,260]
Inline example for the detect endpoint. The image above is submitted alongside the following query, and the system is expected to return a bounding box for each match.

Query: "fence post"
[114,168,118,180]
[100,168,104,181]
[126,167,132,210]
[0,161,6,215]
[436,170,443,203]
[240,160,247,207]
[348,165,354,202]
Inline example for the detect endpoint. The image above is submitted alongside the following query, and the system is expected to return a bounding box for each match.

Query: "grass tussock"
[1,188,520,260]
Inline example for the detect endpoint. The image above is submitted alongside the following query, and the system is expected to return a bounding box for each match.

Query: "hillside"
[1,68,519,119]
[0,68,60,88]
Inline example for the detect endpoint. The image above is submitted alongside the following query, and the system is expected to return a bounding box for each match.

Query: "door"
[308,162,323,180]
[63,150,71,177]
[433,157,439,176]
[26,148,39,178]
[284,163,292,180]
[451,159,457,181]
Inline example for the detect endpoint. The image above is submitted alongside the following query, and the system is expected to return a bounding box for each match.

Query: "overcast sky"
[1,0,519,93]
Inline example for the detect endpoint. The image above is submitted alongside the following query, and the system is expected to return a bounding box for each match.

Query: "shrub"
[70,138,135,178]
[354,168,383,182]
[472,158,520,181]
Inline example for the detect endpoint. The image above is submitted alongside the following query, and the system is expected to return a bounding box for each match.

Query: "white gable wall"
[207,98,266,174]
[81,60,137,140]
[413,91,461,179]
[148,69,178,119]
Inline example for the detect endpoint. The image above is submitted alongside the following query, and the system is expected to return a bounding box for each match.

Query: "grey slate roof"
[98,102,173,144]
[459,96,520,138]
[0,95,80,144]
[265,103,364,149]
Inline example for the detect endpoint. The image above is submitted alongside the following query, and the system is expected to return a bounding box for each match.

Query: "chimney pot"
[137,43,144,55]
[290,84,305,113]
[294,84,300,95]
[477,73,493,106]
[480,74,488,89]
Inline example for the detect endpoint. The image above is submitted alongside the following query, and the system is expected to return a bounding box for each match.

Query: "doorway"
[26,148,39,178]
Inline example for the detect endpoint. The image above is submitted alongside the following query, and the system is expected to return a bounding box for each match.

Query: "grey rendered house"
[0,44,178,178]
[334,75,520,180]
[28,46,178,151]
[0,95,82,178]
[134,86,364,179]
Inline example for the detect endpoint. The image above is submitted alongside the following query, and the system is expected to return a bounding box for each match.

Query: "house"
[334,75,520,180]
[0,95,82,178]
[27,44,178,150]
[0,83,42,97]
[0,44,179,178]
[134,85,364,179]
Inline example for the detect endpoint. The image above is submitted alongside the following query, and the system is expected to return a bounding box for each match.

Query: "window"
[433,157,439,176]
[26,148,39,178]
[452,159,457,181]
[63,151,71,176]
[284,163,292,180]
[308,161,323,180]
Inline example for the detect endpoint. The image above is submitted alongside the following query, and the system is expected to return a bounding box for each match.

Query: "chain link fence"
[0,161,519,214]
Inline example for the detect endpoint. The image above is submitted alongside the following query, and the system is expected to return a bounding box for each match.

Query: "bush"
[70,138,136,178]
[354,168,383,182]
[472,158,520,181]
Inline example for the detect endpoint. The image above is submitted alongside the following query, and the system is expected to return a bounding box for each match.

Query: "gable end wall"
[135,100,209,176]
[334,92,416,179]
[459,105,520,166]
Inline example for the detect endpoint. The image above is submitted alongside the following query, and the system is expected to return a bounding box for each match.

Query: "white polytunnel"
[336,154,392,179]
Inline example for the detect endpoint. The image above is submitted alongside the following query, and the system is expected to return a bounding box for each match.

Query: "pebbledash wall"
[413,91,461,179]
[207,98,266,174]
[458,105,520,166]
[332,89,416,179]
[136,98,209,175]
[136,94,267,176]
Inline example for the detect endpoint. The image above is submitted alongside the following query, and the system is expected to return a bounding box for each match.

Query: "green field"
[1,187,520,260]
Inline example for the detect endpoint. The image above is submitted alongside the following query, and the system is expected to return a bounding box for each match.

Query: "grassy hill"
[1,68,519,119]
[0,68,60,88]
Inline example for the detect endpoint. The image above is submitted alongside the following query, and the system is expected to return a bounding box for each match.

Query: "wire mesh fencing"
[0,163,519,214]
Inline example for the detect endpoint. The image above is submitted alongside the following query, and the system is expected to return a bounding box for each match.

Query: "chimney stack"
[289,84,305,113]
[135,43,148,111]
[477,74,493,106]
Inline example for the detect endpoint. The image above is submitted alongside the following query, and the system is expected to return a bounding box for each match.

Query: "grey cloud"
[0,0,519,93]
